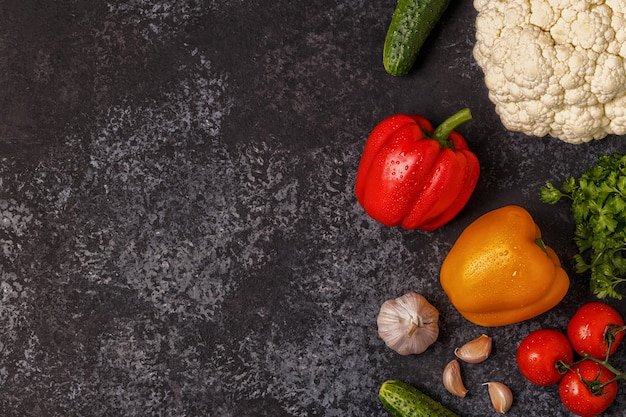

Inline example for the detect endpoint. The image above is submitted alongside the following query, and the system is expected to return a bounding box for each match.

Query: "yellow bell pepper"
[440,205,569,327]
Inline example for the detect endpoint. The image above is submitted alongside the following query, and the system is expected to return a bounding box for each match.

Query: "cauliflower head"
[473,0,626,143]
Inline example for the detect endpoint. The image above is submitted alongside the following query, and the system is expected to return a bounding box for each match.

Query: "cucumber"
[379,380,460,417]
[382,0,451,76]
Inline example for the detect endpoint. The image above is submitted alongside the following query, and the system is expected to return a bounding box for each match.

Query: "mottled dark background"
[1,0,625,416]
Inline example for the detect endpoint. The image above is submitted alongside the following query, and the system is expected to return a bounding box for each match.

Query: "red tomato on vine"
[567,302,625,359]
[558,360,618,417]
[516,329,573,386]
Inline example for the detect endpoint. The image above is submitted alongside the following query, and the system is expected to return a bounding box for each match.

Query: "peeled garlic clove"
[455,334,492,363]
[484,381,513,414]
[442,359,468,398]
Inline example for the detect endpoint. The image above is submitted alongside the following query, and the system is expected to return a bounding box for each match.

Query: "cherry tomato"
[558,360,618,417]
[567,302,625,359]
[516,329,574,386]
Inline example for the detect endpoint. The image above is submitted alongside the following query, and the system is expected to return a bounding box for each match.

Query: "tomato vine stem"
[558,325,626,393]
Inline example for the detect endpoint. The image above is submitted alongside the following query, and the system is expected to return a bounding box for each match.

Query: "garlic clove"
[442,359,469,398]
[484,381,513,414]
[455,334,492,363]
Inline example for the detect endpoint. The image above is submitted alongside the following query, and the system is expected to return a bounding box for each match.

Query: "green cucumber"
[382,0,451,76]
[379,380,460,417]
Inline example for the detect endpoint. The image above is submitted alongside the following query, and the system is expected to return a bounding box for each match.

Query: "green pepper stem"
[432,108,472,147]
[535,238,548,254]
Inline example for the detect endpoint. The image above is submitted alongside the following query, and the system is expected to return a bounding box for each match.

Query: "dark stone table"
[1,1,625,416]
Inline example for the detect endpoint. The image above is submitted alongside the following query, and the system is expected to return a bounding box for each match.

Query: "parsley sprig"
[540,153,626,299]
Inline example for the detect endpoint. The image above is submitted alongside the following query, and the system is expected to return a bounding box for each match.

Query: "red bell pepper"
[355,108,480,231]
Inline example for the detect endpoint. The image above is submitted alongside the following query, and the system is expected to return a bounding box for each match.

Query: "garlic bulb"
[377,292,439,355]
[442,359,468,398]
[455,334,493,363]
[484,382,513,414]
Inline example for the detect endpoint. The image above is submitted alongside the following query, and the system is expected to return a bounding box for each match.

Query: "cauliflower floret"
[591,53,626,103]
[529,0,558,30]
[496,101,554,137]
[605,94,626,135]
[551,106,609,143]
[485,25,561,110]
[551,4,614,53]
[473,0,626,143]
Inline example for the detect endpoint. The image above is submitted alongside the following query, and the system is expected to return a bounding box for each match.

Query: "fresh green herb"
[540,153,626,299]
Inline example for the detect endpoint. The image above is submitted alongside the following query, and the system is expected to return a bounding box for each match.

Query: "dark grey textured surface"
[1,0,626,416]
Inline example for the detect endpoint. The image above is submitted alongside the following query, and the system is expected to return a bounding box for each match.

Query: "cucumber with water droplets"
[379,380,460,417]
[382,0,451,76]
